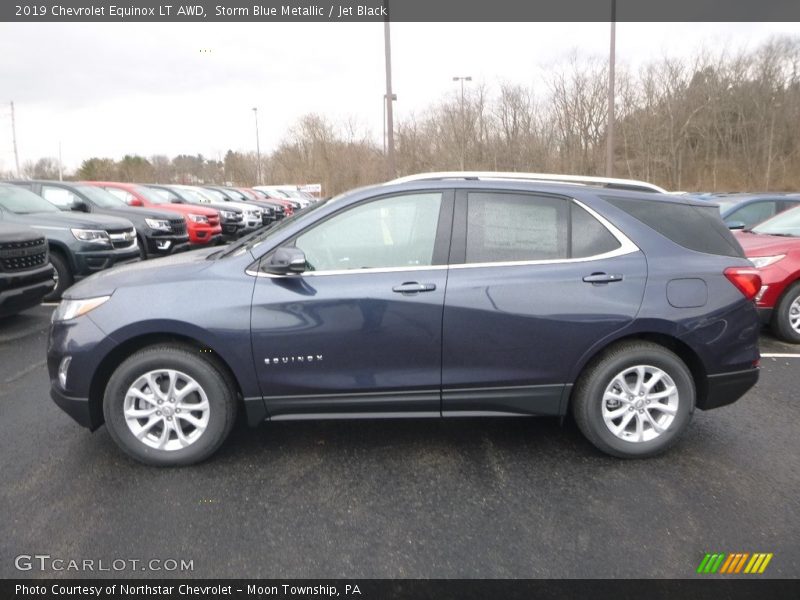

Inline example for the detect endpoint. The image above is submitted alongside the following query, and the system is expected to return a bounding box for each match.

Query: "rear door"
[441,189,647,416]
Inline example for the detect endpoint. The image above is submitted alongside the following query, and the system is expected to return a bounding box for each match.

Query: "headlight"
[52,295,111,322]
[145,218,171,231]
[750,255,785,269]
[187,214,209,224]
[220,210,237,219]
[71,229,111,245]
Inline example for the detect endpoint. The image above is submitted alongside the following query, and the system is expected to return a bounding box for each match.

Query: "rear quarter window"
[602,196,744,258]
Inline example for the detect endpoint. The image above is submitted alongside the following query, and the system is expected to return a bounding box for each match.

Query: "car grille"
[0,237,48,272]
[170,219,187,235]
[107,228,137,249]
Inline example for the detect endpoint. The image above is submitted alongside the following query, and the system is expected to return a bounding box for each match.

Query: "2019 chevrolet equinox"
[47,174,761,466]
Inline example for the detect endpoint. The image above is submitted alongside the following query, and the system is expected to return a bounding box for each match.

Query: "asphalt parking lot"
[0,305,798,579]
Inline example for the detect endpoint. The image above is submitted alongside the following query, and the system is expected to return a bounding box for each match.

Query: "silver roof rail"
[387,171,668,194]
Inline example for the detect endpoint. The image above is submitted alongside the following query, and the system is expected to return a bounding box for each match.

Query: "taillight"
[724,267,762,301]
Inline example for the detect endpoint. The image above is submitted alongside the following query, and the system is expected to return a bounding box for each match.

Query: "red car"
[82,182,222,247]
[735,206,800,343]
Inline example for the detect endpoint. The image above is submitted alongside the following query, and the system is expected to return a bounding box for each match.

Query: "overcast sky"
[0,21,798,171]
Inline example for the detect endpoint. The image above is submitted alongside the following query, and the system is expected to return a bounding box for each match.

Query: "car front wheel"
[571,341,695,458]
[103,344,236,466]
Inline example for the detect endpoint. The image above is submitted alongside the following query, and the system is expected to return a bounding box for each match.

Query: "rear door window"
[464,192,620,264]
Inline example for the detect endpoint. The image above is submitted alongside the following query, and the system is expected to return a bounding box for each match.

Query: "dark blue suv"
[47,175,761,465]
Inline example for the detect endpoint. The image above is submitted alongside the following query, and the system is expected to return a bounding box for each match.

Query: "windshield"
[74,184,126,209]
[201,188,227,202]
[0,185,61,213]
[132,185,170,204]
[216,194,338,259]
[225,188,247,201]
[752,206,800,237]
[148,187,180,202]
[176,187,210,204]
[716,200,738,212]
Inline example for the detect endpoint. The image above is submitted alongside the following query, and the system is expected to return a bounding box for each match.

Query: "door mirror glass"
[263,247,307,275]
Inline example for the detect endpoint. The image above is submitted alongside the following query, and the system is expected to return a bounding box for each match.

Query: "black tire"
[770,282,800,344]
[138,235,148,260]
[571,341,695,458]
[103,344,237,466]
[45,251,73,302]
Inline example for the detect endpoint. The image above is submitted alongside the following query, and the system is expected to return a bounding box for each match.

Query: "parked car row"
[0,180,318,307]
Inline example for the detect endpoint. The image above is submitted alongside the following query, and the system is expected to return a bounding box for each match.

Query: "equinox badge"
[265,354,323,366]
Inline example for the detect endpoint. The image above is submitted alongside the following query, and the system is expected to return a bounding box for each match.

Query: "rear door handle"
[582,273,623,284]
[392,282,437,294]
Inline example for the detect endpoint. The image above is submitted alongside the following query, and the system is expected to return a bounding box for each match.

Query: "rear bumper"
[699,367,759,410]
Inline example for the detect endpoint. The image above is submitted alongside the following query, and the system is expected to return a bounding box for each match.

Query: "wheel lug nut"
[645,400,650,404]
[639,392,644,396]
[167,416,172,421]
[156,411,161,416]
[158,400,163,405]
[638,409,644,414]
[628,407,634,411]
[176,409,181,413]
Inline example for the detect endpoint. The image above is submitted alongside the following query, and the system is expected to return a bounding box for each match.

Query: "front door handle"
[582,273,623,284]
[392,282,437,294]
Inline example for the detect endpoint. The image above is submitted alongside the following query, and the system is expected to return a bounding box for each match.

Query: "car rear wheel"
[771,282,800,344]
[103,345,237,466]
[44,251,73,302]
[571,341,695,458]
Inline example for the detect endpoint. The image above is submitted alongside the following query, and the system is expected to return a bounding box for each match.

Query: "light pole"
[383,93,397,156]
[606,0,616,177]
[384,21,396,179]
[452,76,472,170]
[252,107,261,185]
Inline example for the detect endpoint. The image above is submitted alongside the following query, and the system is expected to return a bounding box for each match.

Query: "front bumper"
[187,224,223,245]
[73,246,140,279]
[0,263,55,317]
[145,233,190,256]
[699,367,759,410]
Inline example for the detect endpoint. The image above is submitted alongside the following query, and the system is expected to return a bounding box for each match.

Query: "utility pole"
[452,76,472,170]
[252,107,261,185]
[10,101,20,177]
[606,0,616,177]
[58,141,63,181]
[384,20,396,180]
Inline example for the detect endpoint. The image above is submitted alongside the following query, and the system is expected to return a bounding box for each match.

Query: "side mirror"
[726,220,746,230]
[263,247,307,275]
[128,198,144,207]
[73,200,90,213]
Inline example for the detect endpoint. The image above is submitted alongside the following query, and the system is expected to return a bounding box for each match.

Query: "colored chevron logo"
[697,552,773,574]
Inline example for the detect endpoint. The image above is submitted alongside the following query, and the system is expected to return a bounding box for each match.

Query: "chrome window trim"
[245,198,639,278]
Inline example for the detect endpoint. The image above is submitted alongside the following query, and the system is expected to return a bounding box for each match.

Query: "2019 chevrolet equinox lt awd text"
[47,174,761,466]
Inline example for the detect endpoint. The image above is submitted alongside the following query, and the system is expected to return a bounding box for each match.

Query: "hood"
[8,210,134,230]
[64,245,221,299]
[734,231,800,256]
[106,205,182,221]
[0,222,42,241]
[158,203,218,217]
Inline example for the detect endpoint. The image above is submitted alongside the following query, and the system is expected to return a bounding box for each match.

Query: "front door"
[250,190,453,418]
